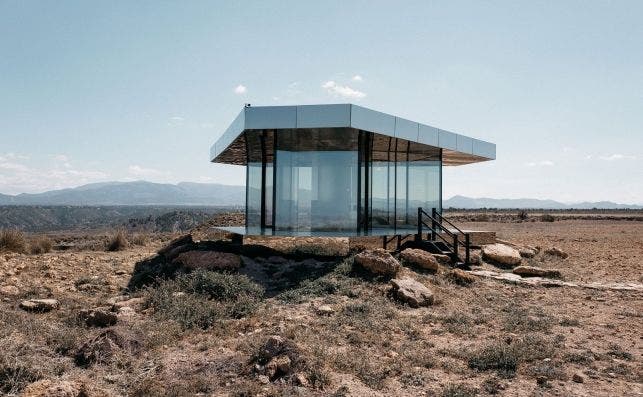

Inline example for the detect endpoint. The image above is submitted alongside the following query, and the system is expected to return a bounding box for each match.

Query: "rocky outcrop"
[482,244,522,266]
[253,336,301,382]
[172,250,241,271]
[354,249,401,276]
[400,248,439,271]
[512,266,561,279]
[19,298,59,312]
[390,278,434,307]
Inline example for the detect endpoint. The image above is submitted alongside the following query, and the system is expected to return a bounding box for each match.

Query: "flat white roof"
[211,104,496,166]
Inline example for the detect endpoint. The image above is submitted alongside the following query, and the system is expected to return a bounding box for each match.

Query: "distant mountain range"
[0,182,640,209]
[0,181,244,206]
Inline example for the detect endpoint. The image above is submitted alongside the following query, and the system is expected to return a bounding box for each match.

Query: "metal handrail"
[418,207,471,265]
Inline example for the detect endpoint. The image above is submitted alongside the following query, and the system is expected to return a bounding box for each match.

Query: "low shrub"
[468,341,519,377]
[29,236,53,254]
[517,210,529,221]
[106,230,128,251]
[129,233,149,246]
[145,270,264,329]
[540,214,556,222]
[0,229,27,253]
[442,383,478,397]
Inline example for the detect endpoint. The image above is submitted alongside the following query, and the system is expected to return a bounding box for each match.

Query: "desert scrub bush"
[0,229,27,253]
[468,334,558,377]
[501,303,555,332]
[517,210,529,221]
[540,213,556,222]
[106,229,128,251]
[0,359,42,395]
[29,236,53,254]
[145,270,264,329]
[276,258,355,303]
[441,383,478,397]
[129,233,149,246]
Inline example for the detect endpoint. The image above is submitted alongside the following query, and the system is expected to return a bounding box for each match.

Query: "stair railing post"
[452,234,459,265]
[465,233,470,264]
[416,207,422,241]
[431,207,437,241]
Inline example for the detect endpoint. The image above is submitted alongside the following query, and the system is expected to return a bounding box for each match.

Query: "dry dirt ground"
[0,219,641,397]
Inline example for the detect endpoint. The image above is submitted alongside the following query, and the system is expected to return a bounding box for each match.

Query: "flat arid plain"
[1,211,641,397]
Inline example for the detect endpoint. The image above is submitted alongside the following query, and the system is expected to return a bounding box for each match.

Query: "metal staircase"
[400,207,472,267]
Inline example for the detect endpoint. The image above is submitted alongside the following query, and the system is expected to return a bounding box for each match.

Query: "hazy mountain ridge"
[0,181,245,206]
[0,182,640,209]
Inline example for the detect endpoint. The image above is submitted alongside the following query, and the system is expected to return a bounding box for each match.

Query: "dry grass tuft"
[106,230,128,251]
[29,236,53,255]
[129,233,149,246]
[0,229,27,253]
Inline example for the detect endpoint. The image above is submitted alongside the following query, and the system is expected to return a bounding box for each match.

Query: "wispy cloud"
[598,153,636,161]
[321,80,366,99]
[0,153,109,194]
[234,84,247,95]
[128,165,171,179]
[352,74,363,82]
[525,160,555,167]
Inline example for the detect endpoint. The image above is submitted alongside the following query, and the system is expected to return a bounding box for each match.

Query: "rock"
[482,244,522,266]
[400,248,439,271]
[111,297,144,312]
[78,309,118,328]
[519,248,536,258]
[432,254,452,265]
[316,305,334,316]
[544,247,568,259]
[513,266,561,279]
[0,285,20,296]
[265,354,292,380]
[572,373,584,383]
[75,329,140,367]
[21,379,86,397]
[172,250,241,271]
[258,375,270,384]
[447,268,477,285]
[19,298,59,312]
[390,278,434,307]
[294,373,310,387]
[158,234,194,258]
[469,252,482,265]
[354,249,401,276]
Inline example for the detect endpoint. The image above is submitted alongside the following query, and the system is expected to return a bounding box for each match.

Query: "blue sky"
[1,1,641,203]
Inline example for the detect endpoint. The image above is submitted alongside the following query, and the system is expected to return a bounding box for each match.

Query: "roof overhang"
[210,104,496,166]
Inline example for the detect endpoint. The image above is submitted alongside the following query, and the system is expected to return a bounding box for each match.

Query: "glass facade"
[245,128,441,235]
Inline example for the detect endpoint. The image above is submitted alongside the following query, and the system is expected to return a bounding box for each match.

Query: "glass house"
[211,104,495,236]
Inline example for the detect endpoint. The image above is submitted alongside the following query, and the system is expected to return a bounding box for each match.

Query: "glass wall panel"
[246,162,262,227]
[275,129,358,232]
[407,161,441,224]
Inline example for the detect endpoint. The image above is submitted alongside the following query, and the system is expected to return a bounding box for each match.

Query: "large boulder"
[482,244,522,266]
[354,249,401,276]
[400,248,439,271]
[390,278,434,307]
[172,250,241,271]
[519,248,536,258]
[19,299,59,312]
[512,266,561,279]
[446,268,477,285]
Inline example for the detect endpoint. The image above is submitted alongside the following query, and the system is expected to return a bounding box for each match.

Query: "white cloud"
[0,153,109,194]
[128,165,171,179]
[598,154,636,161]
[525,160,555,167]
[321,80,366,100]
[234,84,247,95]
[352,75,363,82]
